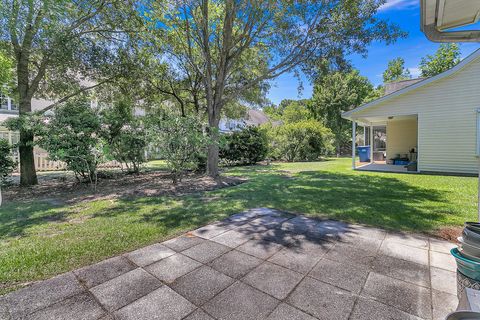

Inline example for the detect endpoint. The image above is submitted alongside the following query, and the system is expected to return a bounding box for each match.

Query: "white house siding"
[353,56,480,174]
[386,118,417,160]
[31,98,52,111]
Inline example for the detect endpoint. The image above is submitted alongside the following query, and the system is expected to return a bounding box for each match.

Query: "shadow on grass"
[0,201,70,239]
[88,169,449,234]
[0,165,461,295]
[0,165,457,244]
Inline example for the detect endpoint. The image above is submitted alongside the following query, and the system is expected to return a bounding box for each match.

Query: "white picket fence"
[14,152,123,172]
[34,153,67,171]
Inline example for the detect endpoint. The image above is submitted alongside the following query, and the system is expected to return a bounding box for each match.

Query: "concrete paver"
[2,208,460,320]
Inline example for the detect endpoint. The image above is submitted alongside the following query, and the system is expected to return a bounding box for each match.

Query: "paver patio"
[1,208,459,320]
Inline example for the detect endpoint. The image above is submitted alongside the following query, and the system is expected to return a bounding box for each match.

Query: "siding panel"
[354,56,480,174]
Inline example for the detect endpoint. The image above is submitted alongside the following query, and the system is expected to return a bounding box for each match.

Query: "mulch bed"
[4,170,247,205]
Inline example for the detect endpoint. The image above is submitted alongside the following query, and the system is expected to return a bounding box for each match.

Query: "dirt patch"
[435,226,462,242]
[4,170,247,205]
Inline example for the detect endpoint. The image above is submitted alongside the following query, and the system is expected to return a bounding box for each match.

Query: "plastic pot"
[465,222,480,234]
[458,248,480,263]
[459,238,480,259]
[445,311,480,320]
[452,248,480,281]
[463,227,480,246]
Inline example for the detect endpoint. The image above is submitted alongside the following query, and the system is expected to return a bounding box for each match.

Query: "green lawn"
[0,158,477,294]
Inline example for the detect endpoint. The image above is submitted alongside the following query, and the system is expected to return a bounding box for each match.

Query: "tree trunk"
[19,129,37,186]
[16,46,39,186]
[207,139,220,177]
[202,0,234,179]
[18,96,38,186]
[206,113,220,178]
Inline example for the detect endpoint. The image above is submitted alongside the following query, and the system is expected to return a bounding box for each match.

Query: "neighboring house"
[0,95,124,171]
[343,48,480,175]
[0,95,70,171]
[0,94,19,145]
[219,109,271,133]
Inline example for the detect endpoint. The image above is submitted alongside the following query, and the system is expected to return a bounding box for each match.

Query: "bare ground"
[4,170,246,205]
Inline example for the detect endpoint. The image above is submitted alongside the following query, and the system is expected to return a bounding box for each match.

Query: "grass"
[145,159,169,170]
[0,158,477,294]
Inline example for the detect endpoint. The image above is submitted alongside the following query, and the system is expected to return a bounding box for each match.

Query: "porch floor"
[356,163,414,173]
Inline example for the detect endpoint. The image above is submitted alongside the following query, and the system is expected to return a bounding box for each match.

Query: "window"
[0,94,7,110]
[11,132,20,145]
[10,98,17,110]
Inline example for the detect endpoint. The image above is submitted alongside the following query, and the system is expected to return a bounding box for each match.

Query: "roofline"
[420,0,480,42]
[342,48,480,120]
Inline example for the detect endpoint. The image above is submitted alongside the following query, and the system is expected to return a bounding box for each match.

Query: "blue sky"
[266,0,480,105]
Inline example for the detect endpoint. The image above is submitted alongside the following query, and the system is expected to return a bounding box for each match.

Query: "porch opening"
[351,114,418,173]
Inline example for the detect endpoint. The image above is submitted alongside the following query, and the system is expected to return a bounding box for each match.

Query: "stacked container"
[453,222,480,296]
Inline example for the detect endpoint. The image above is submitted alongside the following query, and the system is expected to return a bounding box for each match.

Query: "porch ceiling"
[353,114,417,127]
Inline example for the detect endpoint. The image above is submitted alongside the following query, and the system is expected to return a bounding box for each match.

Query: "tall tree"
[382,57,411,83]
[310,69,374,155]
[0,0,142,185]
[280,100,312,123]
[147,0,404,178]
[419,43,461,77]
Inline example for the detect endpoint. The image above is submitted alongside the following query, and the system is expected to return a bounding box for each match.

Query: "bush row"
[220,119,334,166]
[1,101,335,185]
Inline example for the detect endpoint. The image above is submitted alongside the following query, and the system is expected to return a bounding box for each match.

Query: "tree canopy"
[142,0,404,177]
[0,0,405,183]
[382,57,411,83]
[264,99,311,123]
[0,0,144,185]
[310,69,375,154]
[419,43,461,77]
[0,50,13,93]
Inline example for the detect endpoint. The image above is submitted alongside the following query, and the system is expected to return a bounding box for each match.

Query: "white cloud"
[378,0,419,12]
[408,67,421,78]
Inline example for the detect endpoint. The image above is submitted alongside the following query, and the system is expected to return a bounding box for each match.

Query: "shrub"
[100,100,147,173]
[267,120,334,161]
[0,139,15,184]
[109,124,146,173]
[38,99,102,181]
[147,112,208,183]
[220,126,268,165]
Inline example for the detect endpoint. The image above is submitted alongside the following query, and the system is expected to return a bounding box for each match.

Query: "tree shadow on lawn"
[99,170,453,234]
[0,169,458,243]
[0,201,70,240]
[284,171,449,232]
[222,170,455,232]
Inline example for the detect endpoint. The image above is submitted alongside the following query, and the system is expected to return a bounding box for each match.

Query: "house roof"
[245,109,270,126]
[383,78,425,95]
[342,48,480,120]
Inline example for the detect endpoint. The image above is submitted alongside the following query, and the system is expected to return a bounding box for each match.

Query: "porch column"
[369,125,374,163]
[352,121,356,169]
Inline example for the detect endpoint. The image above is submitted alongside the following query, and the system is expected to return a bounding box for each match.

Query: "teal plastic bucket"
[451,248,480,281]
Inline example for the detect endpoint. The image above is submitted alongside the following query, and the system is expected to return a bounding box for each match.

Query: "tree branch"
[28,55,48,99]
[9,0,21,55]
[41,78,114,112]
